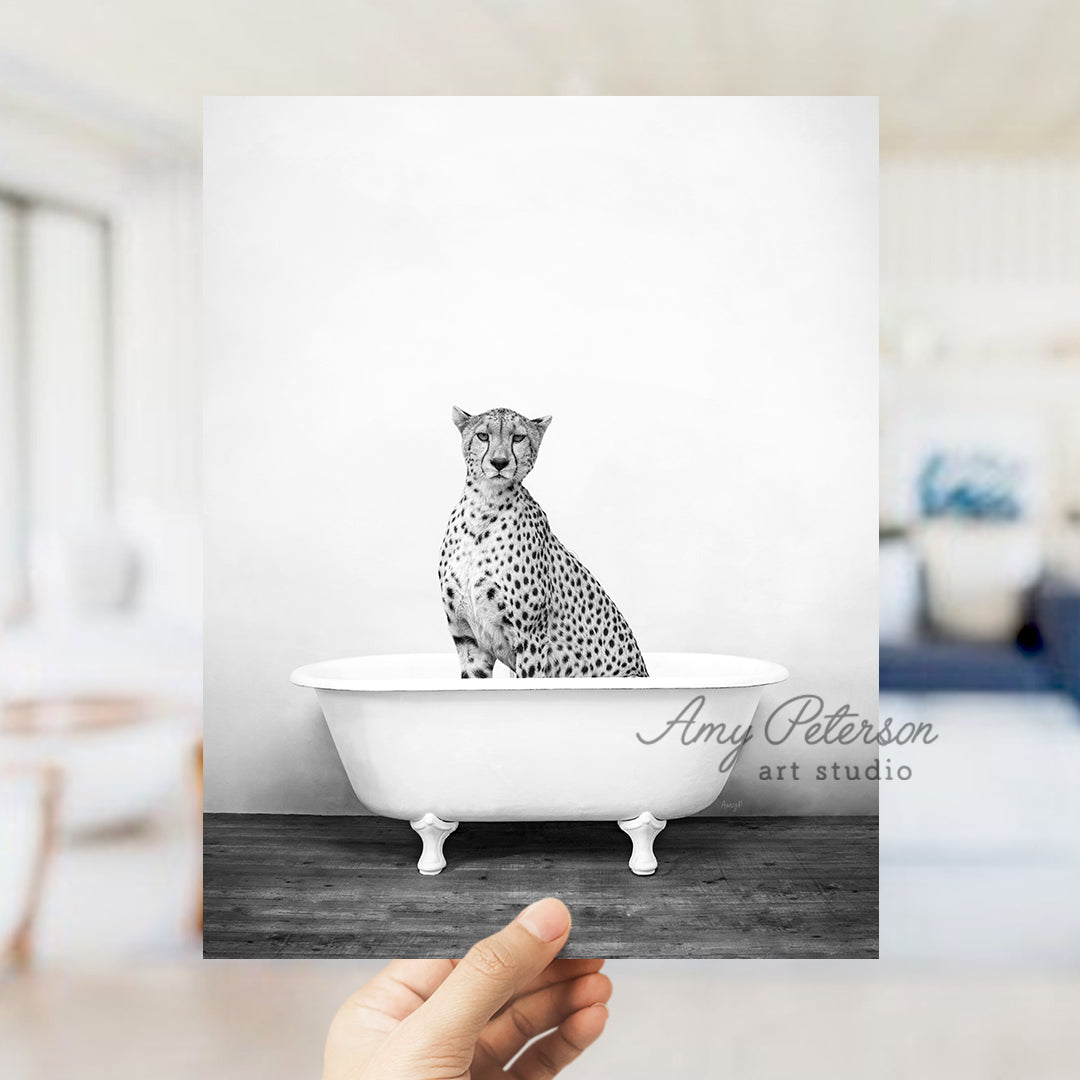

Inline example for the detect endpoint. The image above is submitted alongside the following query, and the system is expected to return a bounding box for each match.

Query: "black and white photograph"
[201,95,878,958]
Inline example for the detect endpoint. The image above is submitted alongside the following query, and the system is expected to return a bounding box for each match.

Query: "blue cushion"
[880,641,1057,693]
[880,577,1080,699]
[1036,577,1080,699]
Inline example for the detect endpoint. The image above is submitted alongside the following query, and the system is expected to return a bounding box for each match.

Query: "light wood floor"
[9,965,1080,1080]
[203,814,877,959]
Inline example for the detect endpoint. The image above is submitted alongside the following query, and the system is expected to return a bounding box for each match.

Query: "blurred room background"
[0,17,203,976]
[878,161,1080,965]
[2,1,1079,1078]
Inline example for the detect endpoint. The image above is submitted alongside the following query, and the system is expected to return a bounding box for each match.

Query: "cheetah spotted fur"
[439,406,648,679]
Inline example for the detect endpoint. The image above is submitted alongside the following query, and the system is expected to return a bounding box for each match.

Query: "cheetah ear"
[451,406,472,433]
[531,415,552,437]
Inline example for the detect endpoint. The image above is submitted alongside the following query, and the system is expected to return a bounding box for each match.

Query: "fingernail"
[517,897,570,942]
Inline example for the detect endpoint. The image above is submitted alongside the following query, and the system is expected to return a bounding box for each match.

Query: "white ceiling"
[0,0,1078,157]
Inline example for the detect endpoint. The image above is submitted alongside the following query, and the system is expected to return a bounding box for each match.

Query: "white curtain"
[112,163,202,627]
[24,207,110,534]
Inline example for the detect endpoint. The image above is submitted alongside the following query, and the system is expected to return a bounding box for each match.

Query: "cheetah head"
[452,406,552,486]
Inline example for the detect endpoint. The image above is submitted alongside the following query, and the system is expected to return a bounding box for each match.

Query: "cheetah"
[439,405,648,679]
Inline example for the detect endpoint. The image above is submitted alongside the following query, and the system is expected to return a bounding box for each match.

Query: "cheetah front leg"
[451,630,496,679]
[512,637,553,679]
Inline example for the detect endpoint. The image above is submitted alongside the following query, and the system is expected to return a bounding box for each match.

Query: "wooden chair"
[1,695,203,959]
[0,764,61,973]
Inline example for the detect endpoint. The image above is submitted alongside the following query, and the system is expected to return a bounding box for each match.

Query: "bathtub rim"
[291,651,789,692]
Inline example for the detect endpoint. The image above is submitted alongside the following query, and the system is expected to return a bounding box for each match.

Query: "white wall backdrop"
[204,97,878,815]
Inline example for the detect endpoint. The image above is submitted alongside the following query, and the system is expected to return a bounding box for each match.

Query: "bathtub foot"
[618,812,667,876]
[410,813,458,875]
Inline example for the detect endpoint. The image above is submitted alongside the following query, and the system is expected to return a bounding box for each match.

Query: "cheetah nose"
[490,457,510,471]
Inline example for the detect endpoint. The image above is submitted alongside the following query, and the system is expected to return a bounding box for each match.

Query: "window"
[0,191,112,622]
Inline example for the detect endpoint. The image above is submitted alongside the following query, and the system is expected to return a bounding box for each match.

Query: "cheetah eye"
[512,434,526,444]
[475,432,489,442]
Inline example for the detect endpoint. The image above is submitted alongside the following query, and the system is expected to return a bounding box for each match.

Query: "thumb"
[401,897,571,1054]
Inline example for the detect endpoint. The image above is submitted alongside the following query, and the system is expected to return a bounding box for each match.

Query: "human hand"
[324,897,610,1079]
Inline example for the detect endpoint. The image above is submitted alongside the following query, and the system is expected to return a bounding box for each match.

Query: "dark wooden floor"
[203,814,877,959]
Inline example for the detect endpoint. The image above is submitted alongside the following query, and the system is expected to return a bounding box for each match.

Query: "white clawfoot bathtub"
[291,653,788,875]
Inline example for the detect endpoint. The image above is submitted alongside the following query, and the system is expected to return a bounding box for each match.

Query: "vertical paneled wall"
[882,160,1080,354]
[881,160,1080,526]
[883,160,1080,286]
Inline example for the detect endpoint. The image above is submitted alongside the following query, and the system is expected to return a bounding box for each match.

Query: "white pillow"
[28,520,136,618]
